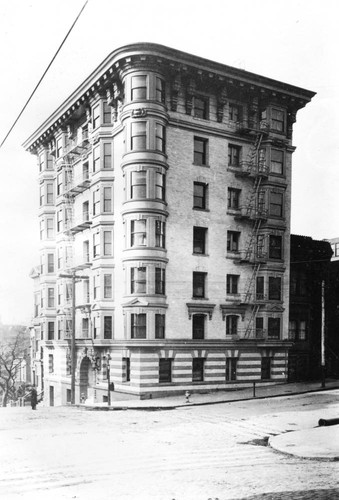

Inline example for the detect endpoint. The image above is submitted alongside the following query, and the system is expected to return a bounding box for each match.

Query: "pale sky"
[0,0,338,325]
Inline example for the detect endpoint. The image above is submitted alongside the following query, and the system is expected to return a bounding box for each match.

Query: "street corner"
[269,425,339,461]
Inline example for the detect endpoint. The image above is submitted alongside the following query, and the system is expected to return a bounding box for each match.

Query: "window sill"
[193,208,210,212]
[192,163,210,168]
[192,252,209,257]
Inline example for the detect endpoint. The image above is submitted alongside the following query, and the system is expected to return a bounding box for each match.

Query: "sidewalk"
[82,378,339,410]
[82,378,339,462]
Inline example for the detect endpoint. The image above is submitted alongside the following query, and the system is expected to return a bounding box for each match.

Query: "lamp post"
[106,353,112,406]
[59,270,88,405]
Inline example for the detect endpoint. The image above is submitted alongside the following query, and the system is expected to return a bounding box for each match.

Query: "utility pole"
[106,354,111,406]
[60,269,88,405]
[71,271,76,404]
[321,280,326,388]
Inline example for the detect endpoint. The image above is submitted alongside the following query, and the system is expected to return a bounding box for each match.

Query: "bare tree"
[0,327,29,407]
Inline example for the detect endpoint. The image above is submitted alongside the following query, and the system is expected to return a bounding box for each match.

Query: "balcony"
[65,211,92,234]
[235,160,269,179]
[234,205,268,221]
[64,172,91,196]
[233,249,268,265]
[66,129,90,156]
[236,119,270,135]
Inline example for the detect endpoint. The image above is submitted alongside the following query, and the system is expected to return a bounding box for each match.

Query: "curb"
[79,383,339,412]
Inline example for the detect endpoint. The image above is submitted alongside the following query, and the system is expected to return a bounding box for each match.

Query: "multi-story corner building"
[24,43,314,405]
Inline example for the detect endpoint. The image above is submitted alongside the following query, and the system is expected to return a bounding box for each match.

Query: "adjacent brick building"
[24,43,314,404]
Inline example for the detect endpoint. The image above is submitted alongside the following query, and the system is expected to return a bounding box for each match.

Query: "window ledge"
[193,208,210,212]
[192,163,210,168]
[192,253,209,257]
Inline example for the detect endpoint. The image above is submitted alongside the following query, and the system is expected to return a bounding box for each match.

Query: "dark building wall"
[326,260,339,376]
[289,235,332,381]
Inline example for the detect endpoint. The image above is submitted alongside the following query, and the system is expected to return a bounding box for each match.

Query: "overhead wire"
[0,0,89,150]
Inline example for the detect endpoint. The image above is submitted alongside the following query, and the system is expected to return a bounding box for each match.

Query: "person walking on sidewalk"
[31,387,38,410]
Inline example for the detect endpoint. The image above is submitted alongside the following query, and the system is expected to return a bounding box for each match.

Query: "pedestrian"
[31,387,38,410]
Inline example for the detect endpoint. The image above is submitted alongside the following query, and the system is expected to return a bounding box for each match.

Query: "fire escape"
[57,125,92,340]
[234,122,269,338]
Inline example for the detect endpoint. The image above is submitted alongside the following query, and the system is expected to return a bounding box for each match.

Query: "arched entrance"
[79,357,93,402]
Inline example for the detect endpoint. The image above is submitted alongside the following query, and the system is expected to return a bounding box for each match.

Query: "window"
[261,357,271,379]
[226,315,238,336]
[93,275,99,300]
[57,173,63,195]
[228,145,241,167]
[131,171,147,199]
[192,314,205,339]
[47,288,55,308]
[193,182,207,209]
[83,280,89,304]
[49,354,54,373]
[104,316,112,339]
[103,231,112,256]
[156,77,165,103]
[82,318,89,337]
[83,240,90,263]
[193,227,207,254]
[256,317,264,338]
[93,233,100,258]
[226,275,239,295]
[131,267,146,294]
[93,190,100,216]
[131,75,147,100]
[92,104,100,129]
[131,313,146,339]
[268,317,280,339]
[227,231,240,252]
[47,254,54,273]
[194,96,208,119]
[192,358,204,382]
[228,188,240,210]
[290,274,307,297]
[103,102,111,124]
[155,314,165,339]
[193,272,206,298]
[159,359,172,383]
[155,268,165,295]
[155,172,165,200]
[271,108,285,132]
[193,137,208,165]
[103,187,112,212]
[103,143,112,168]
[56,137,63,158]
[104,274,112,299]
[47,154,54,170]
[269,192,283,217]
[39,153,45,172]
[268,277,281,301]
[271,149,284,175]
[256,234,265,259]
[226,358,237,381]
[46,218,54,239]
[155,220,165,248]
[48,322,55,340]
[131,122,147,150]
[289,319,307,341]
[93,146,100,172]
[131,220,146,246]
[269,235,282,259]
[229,104,241,122]
[155,123,165,153]
[46,183,54,204]
[123,357,130,382]
[256,276,265,301]
[39,185,44,206]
